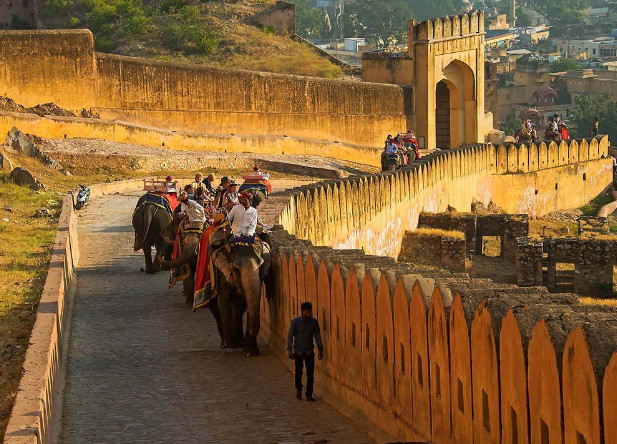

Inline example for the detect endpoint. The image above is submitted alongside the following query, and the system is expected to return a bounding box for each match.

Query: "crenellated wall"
[278,137,612,258]
[0,30,410,147]
[261,229,617,443]
[256,136,616,442]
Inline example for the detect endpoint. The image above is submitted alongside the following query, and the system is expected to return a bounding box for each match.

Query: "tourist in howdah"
[287,302,323,402]
[222,180,239,211]
[177,190,206,229]
[184,184,195,200]
[203,173,216,195]
[192,173,205,191]
[214,176,231,208]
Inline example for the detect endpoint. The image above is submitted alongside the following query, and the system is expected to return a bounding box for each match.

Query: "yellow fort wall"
[0,30,410,147]
[279,137,612,258]
[260,136,616,442]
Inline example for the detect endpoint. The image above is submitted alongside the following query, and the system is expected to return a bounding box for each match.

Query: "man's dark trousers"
[294,353,315,396]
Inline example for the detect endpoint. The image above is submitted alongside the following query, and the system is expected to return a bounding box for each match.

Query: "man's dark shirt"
[287,317,323,356]
[203,179,215,194]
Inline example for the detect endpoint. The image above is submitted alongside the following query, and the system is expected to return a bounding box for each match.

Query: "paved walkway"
[59,192,373,444]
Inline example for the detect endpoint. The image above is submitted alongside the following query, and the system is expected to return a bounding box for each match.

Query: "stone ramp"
[59,192,373,444]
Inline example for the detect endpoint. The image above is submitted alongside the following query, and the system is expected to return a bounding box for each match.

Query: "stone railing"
[256,137,617,442]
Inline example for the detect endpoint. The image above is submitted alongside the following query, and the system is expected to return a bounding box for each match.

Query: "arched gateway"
[362,11,488,149]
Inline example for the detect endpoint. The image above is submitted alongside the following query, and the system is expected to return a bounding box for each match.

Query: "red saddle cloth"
[193,220,228,309]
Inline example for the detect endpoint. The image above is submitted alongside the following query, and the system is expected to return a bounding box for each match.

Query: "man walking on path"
[287,302,323,402]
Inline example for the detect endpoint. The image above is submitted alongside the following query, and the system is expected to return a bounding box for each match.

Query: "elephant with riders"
[133,178,273,357]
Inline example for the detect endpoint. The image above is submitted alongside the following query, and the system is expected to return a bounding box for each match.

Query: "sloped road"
[58,192,374,444]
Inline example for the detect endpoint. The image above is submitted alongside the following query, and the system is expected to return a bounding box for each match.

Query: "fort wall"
[255,137,617,441]
[279,138,612,258]
[0,30,410,147]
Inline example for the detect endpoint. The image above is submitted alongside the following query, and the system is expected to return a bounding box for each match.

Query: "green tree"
[290,0,328,39]
[500,118,523,137]
[572,93,617,141]
[344,0,414,47]
[401,0,461,21]
[524,0,589,26]
[550,57,582,72]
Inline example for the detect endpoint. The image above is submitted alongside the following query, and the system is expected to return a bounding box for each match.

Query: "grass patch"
[579,194,613,216]
[0,172,60,440]
[37,0,344,78]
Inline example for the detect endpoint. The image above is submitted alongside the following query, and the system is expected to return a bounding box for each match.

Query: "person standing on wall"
[287,302,323,402]
[591,117,599,137]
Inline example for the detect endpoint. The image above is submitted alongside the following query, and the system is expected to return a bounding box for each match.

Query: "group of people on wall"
[515,114,600,144]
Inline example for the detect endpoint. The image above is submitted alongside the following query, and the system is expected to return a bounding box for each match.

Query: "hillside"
[37,0,344,78]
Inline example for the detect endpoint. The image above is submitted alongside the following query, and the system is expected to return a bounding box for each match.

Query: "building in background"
[0,0,39,28]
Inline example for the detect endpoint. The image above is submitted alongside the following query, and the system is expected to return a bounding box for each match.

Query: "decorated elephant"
[211,235,272,357]
[132,193,175,273]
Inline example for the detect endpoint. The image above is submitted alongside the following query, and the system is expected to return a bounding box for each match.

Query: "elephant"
[132,197,174,273]
[211,236,272,357]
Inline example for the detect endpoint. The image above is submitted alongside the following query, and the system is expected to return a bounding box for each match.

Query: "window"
[400,344,406,374]
[365,324,370,350]
[435,364,441,398]
[351,322,356,348]
[322,309,326,331]
[457,378,464,412]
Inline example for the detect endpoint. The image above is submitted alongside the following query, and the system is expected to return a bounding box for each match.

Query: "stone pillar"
[440,237,466,272]
[515,237,543,287]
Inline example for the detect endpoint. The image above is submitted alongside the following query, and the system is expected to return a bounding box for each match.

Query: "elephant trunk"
[158,249,197,270]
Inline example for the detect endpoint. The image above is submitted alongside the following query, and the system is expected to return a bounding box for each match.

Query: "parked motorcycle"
[75,185,90,210]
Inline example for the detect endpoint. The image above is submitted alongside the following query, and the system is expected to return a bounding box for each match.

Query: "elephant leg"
[144,244,156,274]
[183,274,195,307]
[242,270,262,357]
[230,290,246,349]
[152,238,164,272]
[217,285,241,349]
[208,302,226,348]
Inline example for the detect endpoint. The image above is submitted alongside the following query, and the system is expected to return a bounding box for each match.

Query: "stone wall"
[0,0,38,28]
[578,215,609,235]
[279,138,612,258]
[0,29,410,147]
[397,228,466,272]
[250,1,296,35]
[516,236,617,297]
[418,212,529,260]
[253,137,616,441]
[261,227,617,443]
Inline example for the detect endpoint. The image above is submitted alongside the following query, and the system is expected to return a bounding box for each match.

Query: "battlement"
[256,137,615,442]
[277,137,611,258]
[410,10,485,45]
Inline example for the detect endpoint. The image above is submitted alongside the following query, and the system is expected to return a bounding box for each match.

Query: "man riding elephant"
[211,191,272,357]
[132,192,175,273]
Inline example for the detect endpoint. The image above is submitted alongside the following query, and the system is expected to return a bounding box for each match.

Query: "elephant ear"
[212,247,234,284]
[133,204,157,251]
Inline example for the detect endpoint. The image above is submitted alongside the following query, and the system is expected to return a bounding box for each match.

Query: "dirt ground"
[39,137,379,179]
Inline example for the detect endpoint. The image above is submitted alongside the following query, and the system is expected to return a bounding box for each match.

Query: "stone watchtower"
[0,0,39,28]
[362,11,488,150]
